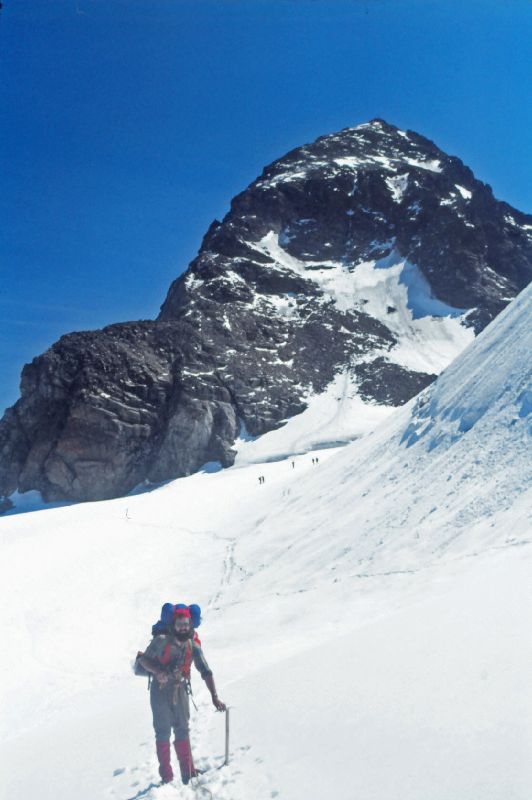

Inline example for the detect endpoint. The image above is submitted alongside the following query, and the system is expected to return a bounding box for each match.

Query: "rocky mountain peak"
[160,120,530,330]
[1,122,531,507]
[261,117,447,175]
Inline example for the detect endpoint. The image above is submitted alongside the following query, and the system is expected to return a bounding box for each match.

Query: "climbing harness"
[149,638,194,704]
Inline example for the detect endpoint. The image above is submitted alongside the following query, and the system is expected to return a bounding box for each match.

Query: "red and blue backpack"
[134,602,202,677]
[152,602,202,644]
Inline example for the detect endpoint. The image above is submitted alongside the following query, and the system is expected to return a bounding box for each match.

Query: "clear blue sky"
[1,0,531,413]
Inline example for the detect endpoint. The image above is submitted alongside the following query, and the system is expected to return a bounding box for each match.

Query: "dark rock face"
[1,120,531,504]
[353,359,435,407]
[161,120,532,330]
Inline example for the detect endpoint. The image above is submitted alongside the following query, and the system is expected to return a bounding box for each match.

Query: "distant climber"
[291,461,295,469]
[137,607,226,785]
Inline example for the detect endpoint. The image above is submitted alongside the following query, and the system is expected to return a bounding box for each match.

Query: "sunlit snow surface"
[1,287,531,800]
[255,232,475,377]
[234,372,392,464]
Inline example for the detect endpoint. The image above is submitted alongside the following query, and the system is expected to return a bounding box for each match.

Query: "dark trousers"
[150,681,190,741]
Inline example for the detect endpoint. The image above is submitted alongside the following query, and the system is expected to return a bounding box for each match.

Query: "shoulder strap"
[158,635,173,666]
[182,639,193,678]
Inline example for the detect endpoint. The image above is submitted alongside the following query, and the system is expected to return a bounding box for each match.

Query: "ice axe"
[224,707,230,766]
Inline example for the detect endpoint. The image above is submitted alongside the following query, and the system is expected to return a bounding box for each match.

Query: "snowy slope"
[1,285,531,800]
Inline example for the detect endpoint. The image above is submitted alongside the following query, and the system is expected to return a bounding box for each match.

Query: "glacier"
[0,284,531,800]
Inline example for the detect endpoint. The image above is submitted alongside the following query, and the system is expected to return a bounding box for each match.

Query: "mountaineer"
[137,606,226,784]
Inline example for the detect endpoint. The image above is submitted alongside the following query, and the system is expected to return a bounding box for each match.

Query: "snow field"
[2,458,530,800]
[234,372,392,465]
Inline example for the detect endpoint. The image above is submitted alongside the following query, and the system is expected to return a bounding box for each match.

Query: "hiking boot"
[156,740,174,783]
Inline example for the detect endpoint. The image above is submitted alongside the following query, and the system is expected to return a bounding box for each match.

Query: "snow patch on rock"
[386,172,409,202]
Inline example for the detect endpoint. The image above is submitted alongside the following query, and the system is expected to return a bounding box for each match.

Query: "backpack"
[133,651,151,677]
[151,602,201,635]
[134,602,202,678]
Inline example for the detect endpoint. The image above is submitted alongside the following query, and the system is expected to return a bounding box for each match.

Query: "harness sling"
[166,639,193,706]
